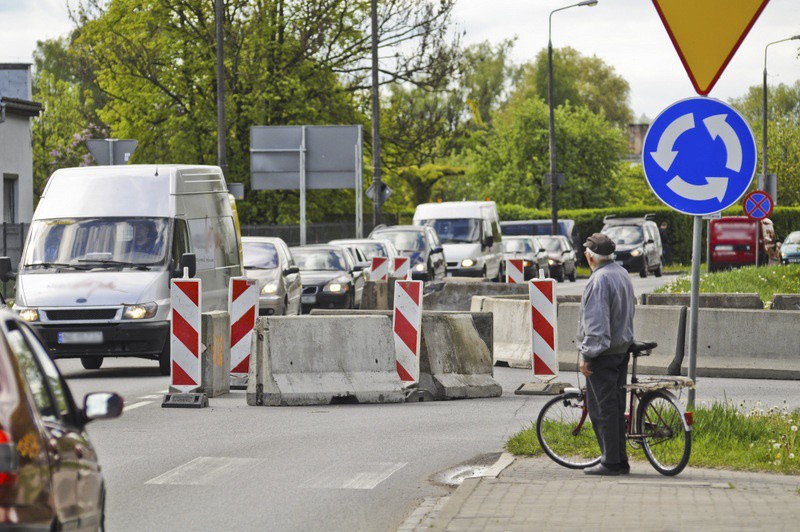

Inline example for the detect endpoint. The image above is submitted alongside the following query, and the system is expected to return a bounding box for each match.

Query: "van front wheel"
[81,357,103,370]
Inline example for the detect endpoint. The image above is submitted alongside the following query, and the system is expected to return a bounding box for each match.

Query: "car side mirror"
[0,257,15,282]
[351,264,365,272]
[84,392,124,422]
[433,247,444,254]
[539,248,547,253]
[647,239,655,244]
[179,253,196,278]
[283,266,300,276]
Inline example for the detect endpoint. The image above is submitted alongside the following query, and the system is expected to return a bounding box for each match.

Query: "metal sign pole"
[687,215,702,409]
[355,126,363,238]
[754,221,759,268]
[108,139,115,166]
[300,126,307,246]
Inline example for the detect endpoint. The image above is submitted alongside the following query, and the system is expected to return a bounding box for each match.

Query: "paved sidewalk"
[427,457,800,531]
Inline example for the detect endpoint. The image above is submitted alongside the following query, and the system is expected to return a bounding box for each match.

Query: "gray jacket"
[577,261,635,359]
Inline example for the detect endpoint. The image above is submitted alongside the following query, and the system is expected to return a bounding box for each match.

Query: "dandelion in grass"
[792,426,798,432]
[790,454,796,460]
[773,443,781,449]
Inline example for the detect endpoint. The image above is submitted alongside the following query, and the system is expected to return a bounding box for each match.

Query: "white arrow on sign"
[703,114,742,172]
[650,113,695,171]
[667,175,728,202]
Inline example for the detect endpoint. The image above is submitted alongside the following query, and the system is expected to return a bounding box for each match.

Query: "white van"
[12,165,242,374]
[413,201,503,280]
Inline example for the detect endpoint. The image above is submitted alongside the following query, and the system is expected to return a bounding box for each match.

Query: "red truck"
[708,216,779,271]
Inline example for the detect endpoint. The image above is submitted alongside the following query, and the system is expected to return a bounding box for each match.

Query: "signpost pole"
[687,215,702,410]
[355,126,363,238]
[108,139,115,166]
[299,126,307,246]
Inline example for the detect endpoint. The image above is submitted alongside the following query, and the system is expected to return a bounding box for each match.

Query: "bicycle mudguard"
[654,389,693,432]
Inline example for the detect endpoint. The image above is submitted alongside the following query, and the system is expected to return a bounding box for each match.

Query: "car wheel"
[158,343,171,376]
[81,356,103,370]
[654,262,663,277]
[556,267,565,283]
[99,486,107,532]
[568,266,577,282]
[639,260,649,278]
[283,296,289,315]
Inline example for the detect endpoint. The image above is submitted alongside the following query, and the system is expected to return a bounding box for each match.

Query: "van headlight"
[323,278,349,294]
[123,302,158,320]
[414,263,426,272]
[630,248,643,257]
[548,259,557,266]
[461,258,476,268]
[261,280,280,295]
[18,308,39,322]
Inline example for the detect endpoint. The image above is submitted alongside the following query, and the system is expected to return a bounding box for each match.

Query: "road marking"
[124,401,154,412]
[145,457,257,486]
[302,462,407,490]
[138,394,162,400]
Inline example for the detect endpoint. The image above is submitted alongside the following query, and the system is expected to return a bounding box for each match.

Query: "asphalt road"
[55,272,798,531]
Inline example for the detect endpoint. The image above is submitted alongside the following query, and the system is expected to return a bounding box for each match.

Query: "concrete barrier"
[246,316,405,406]
[360,280,392,310]
[200,311,231,398]
[770,294,800,311]
[424,281,530,311]
[642,292,764,309]
[471,297,531,368]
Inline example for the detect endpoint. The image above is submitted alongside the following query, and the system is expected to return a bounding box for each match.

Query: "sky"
[0,0,798,119]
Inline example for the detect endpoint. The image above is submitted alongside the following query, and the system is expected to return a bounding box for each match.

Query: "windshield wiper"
[77,259,154,271]
[26,262,91,271]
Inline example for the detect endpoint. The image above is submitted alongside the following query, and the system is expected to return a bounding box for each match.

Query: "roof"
[0,96,42,118]
[372,225,424,232]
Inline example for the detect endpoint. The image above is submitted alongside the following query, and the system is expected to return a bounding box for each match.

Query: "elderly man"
[578,233,636,476]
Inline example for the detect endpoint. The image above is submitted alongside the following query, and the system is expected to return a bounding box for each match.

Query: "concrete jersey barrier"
[642,292,764,309]
[200,311,231,397]
[471,297,531,368]
[770,294,800,311]
[246,315,405,406]
[424,281,531,311]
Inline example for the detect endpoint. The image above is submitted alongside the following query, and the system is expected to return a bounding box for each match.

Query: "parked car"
[242,237,302,315]
[340,247,367,304]
[538,235,577,282]
[368,225,446,281]
[501,236,550,280]
[329,238,400,280]
[291,245,364,313]
[500,219,577,248]
[601,215,663,278]
[780,231,800,265]
[708,217,780,271]
[413,201,503,280]
[0,307,123,530]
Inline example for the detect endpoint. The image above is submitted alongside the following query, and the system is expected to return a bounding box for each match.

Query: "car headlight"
[18,308,39,322]
[323,278,349,294]
[630,248,643,257]
[523,260,533,267]
[123,302,158,320]
[461,258,476,268]
[261,280,280,295]
[414,263,426,272]
[548,259,556,266]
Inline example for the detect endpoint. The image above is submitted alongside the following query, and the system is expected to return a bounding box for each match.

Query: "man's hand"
[580,359,592,377]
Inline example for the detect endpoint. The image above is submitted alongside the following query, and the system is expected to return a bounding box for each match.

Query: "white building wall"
[0,113,35,223]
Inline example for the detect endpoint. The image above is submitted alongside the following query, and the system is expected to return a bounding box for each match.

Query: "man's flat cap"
[583,233,615,255]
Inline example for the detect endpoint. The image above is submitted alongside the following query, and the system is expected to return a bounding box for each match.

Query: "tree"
[459,40,521,127]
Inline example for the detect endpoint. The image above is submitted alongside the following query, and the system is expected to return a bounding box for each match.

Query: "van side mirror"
[180,253,197,278]
[484,236,494,248]
[647,238,655,244]
[0,257,15,282]
[283,266,300,276]
[433,247,444,254]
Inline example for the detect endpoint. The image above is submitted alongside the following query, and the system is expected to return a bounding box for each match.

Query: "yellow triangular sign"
[652,0,770,95]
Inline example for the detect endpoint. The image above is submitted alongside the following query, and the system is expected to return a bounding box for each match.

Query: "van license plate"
[58,331,103,344]
[301,295,316,304]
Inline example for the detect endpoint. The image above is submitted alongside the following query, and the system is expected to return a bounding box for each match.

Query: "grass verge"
[507,401,800,474]
[575,263,689,279]
[654,264,800,306]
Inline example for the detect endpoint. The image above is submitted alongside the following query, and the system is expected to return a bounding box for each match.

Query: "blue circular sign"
[643,97,757,216]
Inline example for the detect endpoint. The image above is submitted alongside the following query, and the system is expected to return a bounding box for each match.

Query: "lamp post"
[761,35,800,191]
[548,0,598,236]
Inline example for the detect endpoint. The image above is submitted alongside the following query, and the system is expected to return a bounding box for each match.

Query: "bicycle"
[535,340,694,476]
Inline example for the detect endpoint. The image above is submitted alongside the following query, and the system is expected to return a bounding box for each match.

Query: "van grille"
[45,309,118,321]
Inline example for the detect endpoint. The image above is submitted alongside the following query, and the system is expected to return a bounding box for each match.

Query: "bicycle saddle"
[629,340,657,357]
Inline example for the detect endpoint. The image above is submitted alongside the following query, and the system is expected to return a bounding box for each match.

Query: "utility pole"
[216,0,227,177]
[371,0,382,226]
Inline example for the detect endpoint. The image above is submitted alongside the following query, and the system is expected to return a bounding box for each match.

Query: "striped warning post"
[506,259,525,283]
[228,278,258,383]
[529,279,558,377]
[392,280,423,384]
[371,256,390,281]
[393,256,411,280]
[170,278,202,393]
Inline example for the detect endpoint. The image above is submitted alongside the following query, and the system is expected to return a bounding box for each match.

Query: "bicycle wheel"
[536,392,602,469]
[636,391,691,476]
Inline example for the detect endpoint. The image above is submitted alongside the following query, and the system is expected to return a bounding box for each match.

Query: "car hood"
[442,242,481,262]
[782,243,800,256]
[504,251,533,260]
[399,251,426,264]
[300,270,348,286]
[243,267,281,284]
[17,271,165,307]
[614,244,643,253]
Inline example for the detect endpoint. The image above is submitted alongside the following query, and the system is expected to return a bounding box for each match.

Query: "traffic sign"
[86,139,138,165]
[366,182,392,205]
[743,190,773,221]
[643,97,757,216]
[652,0,770,95]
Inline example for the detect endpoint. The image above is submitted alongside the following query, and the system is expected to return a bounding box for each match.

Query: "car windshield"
[373,231,425,251]
[538,237,564,252]
[502,239,532,253]
[292,249,348,271]
[785,232,800,245]
[243,242,279,269]
[604,225,644,246]
[418,219,480,244]
[333,241,386,260]
[23,218,169,270]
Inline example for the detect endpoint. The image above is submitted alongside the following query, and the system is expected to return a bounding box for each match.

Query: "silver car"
[242,237,302,315]
[329,238,400,281]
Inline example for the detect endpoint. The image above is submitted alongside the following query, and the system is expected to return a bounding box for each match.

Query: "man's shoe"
[584,463,621,476]
[619,461,631,475]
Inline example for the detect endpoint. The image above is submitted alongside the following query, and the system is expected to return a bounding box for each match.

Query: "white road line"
[138,394,163,400]
[303,462,407,490]
[157,389,168,394]
[124,401,154,412]
[145,457,257,486]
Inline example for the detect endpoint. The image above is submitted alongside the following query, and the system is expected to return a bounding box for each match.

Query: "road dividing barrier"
[505,259,524,284]
[228,278,258,388]
[471,297,531,368]
[530,279,558,376]
[393,256,411,280]
[393,280,423,384]
[200,311,231,398]
[370,257,390,281]
[169,278,202,392]
[246,316,405,406]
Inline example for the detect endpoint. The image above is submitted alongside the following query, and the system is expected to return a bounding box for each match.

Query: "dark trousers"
[586,353,629,467]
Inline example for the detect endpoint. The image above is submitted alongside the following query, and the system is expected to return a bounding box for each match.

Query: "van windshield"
[603,225,643,246]
[502,239,533,253]
[23,218,169,271]
[418,219,481,244]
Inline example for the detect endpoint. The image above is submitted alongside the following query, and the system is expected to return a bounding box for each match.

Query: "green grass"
[507,401,800,474]
[575,263,689,278]
[654,264,800,306]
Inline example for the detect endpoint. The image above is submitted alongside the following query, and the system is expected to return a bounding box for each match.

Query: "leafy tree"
[459,40,521,127]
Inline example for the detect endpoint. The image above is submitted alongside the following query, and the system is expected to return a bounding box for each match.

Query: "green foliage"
[655,264,800,304]
[459,39,521,127]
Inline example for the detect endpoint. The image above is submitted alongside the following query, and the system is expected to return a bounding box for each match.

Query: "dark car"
[369,225,446,281]
[0,308,123,530]
[501,236,550,280]
[500,219,577,247]
[538,235,577,283]
[602,215,663,278]
[291,245,363,313]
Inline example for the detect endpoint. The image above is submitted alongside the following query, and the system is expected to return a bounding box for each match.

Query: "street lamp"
[548,0,598,236]
[761,35,800,192]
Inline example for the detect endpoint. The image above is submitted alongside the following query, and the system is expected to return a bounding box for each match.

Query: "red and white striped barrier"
[529,279,558,377]
[228,278,258,383]
[393,256,411,280]
[506,259,525,283]
[370,256,390,281]
[393,280,423,384]
[170,278,202,392]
